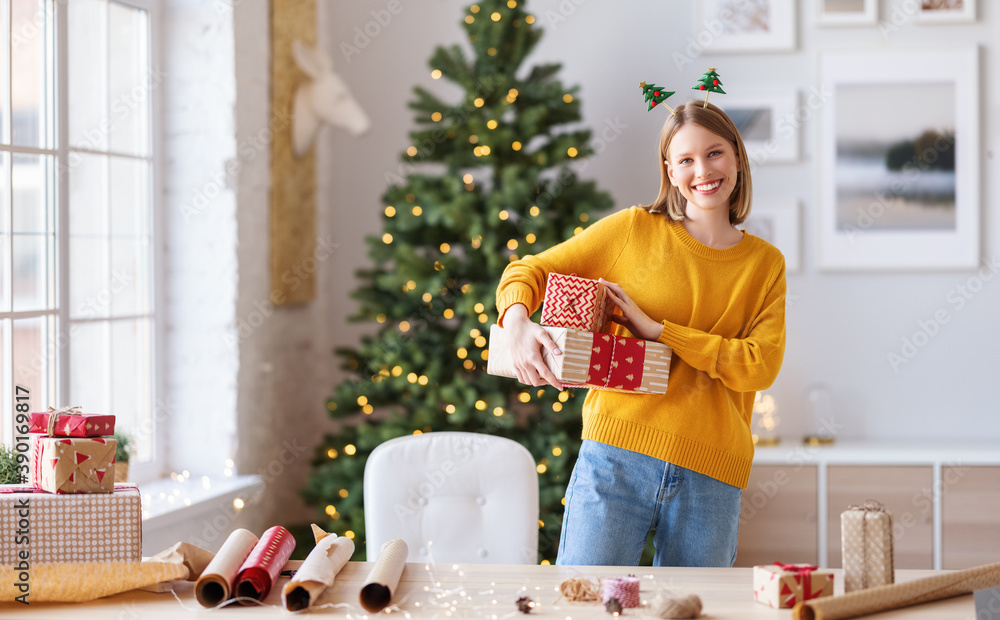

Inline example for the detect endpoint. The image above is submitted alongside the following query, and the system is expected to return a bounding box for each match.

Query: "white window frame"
[2,0,165,482]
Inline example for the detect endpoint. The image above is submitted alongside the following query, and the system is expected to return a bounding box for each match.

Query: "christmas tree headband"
[640,68,726,115]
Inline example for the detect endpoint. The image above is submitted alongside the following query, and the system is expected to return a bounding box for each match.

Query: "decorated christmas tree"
[300,0,614,563]
[692,68,725,107]
[640,81,675,113]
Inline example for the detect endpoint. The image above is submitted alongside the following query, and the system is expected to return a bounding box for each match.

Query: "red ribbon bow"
[774,563,818,601]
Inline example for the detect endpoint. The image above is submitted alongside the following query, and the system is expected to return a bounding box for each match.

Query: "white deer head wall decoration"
[291,40,370,157]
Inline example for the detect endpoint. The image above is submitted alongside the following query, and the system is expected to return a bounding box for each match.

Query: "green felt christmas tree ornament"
[692,68,726,108]
[640,81,676,114]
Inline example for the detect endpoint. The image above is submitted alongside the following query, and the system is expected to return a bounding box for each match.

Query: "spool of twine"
[602,576,640,608]
[558,577,602,603]
[647,592,702,619]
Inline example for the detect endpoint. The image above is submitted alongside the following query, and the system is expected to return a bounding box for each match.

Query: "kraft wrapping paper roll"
[793,561,1000,620]
[282,525,355,611]
[360,539,409,612]
[234,525,296,604]
[195,528,260,607]
[1,541,211,603]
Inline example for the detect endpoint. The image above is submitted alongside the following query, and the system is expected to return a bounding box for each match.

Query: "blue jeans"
[556,440,742,567]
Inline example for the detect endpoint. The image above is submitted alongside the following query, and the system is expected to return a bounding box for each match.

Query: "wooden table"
[2,562,980,618]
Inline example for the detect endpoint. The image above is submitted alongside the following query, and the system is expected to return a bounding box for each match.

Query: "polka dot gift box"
[0,483,141,564]
[841,500,895,593]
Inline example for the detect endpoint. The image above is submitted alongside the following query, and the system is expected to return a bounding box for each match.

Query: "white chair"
[364,432,539,564]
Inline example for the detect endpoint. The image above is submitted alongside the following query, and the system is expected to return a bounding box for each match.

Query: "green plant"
[0,444,24,485]
[113,430,133,464]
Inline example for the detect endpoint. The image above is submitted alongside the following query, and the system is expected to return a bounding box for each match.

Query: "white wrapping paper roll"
[360,539,408,612]
[282,533,355,611]
[194,528,259,607]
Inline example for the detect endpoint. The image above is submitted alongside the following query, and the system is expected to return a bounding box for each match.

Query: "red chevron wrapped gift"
[541,273,613,333]
[31,435,116,494]
[753,563,834,609]
[487,324,671,394]
[29,406,116,437]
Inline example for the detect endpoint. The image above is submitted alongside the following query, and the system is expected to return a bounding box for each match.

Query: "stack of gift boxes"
[0,407,142,564]
[488,273,673,393]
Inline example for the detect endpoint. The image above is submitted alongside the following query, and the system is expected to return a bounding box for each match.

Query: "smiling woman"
[496,98,787,568]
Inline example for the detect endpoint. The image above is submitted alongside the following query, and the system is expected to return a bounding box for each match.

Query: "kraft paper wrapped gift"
[753,563,834,608]
[842,500,895,592]
[0,483,141,563]
[487,324,672,394]
[28,406,115,438]
[32,436,116,494]
[540,272,614,333]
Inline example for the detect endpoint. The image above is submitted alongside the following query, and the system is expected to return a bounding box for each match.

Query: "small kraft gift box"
[31,435,116,494]
[487,324,672,394]
[753,562,834,608]
[540,272,614,333]
[841,500,895,592]
[0,483,142,563]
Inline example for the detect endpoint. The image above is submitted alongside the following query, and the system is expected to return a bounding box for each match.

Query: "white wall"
[316,0,1000,444]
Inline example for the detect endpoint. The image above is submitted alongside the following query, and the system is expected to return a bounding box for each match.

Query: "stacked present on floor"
[488,273,673,394]
[0,405,142,564]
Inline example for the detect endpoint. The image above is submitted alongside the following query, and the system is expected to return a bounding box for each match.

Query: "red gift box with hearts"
[31,435,116,494]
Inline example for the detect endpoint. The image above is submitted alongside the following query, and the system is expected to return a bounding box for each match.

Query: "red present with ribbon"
[753,562,834,608]
[540,273,614,333]
[31,435,116,494]
[487,325,672,394]
[29,405,116,437]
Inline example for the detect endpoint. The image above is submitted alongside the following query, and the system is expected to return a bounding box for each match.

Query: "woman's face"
[664,123,739,218]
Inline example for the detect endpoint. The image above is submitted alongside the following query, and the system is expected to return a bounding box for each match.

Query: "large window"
[1,0,160,474]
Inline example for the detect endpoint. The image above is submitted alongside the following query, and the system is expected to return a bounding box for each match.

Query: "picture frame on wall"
[817,0,878,26]
[818,48,980,271]
[914,0,976,23]
[696,0,796,52]
[742,200,801,273]
[717,93,799,166]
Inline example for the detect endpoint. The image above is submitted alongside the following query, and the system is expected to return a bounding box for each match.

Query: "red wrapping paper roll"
[234,525,296,603]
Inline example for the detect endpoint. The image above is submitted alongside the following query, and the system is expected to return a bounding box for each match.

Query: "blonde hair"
[641,101,753,225]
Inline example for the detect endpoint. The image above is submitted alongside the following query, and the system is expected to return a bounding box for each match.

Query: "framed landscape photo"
[697,0,796,52]
[817,48,980,271]
[742,200,801,273]
[817,0,878,26]
[915,0,976,23]
[718,93,799,166]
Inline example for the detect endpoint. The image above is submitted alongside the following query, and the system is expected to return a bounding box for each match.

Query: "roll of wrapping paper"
[282,525,356,611]
[793,561,1000,620]
[360,538,409,612]
[233,525,296,604]
[195,528,260,607]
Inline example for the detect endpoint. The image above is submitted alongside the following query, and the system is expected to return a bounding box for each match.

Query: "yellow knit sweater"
[496,206,786,489]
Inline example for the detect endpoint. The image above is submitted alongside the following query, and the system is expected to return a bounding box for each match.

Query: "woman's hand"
[600,279,664,341]
[502,304,564,390]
